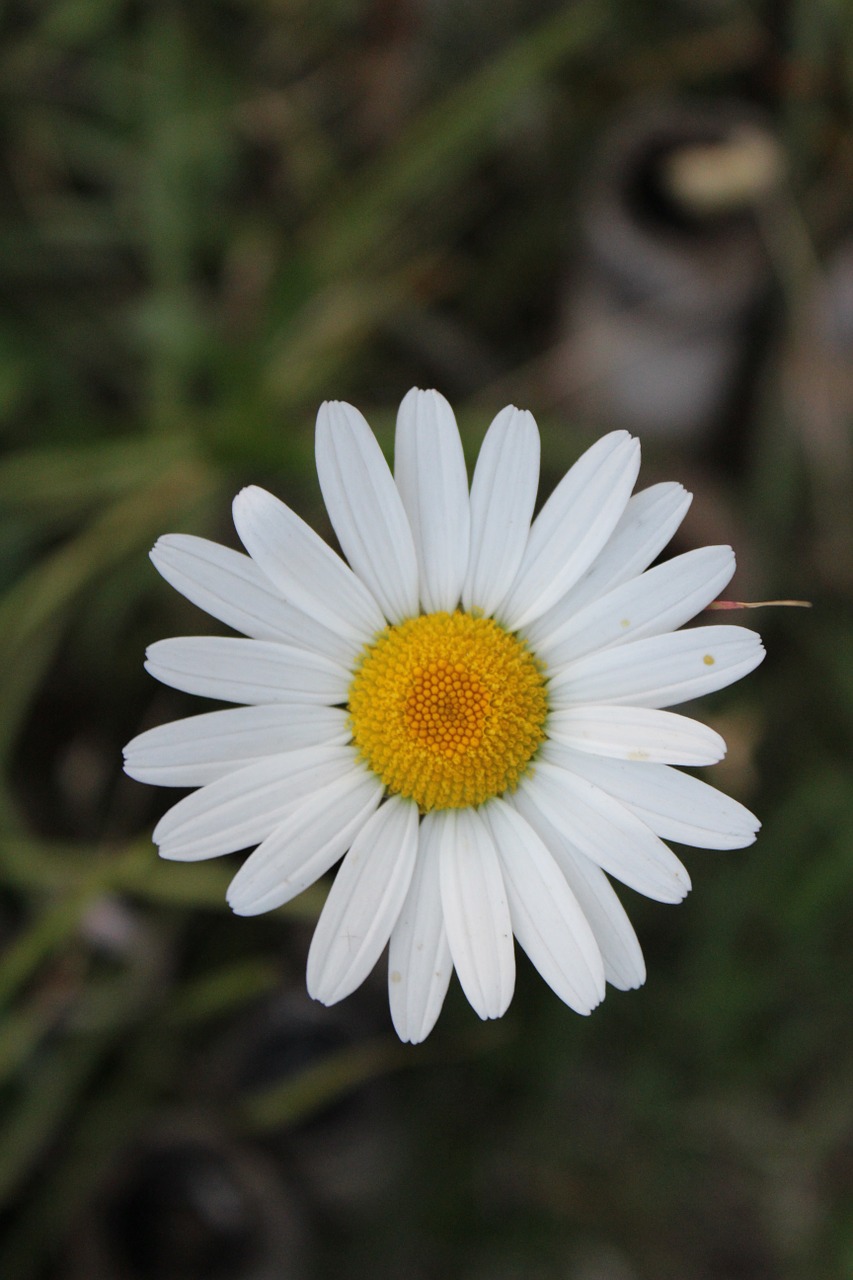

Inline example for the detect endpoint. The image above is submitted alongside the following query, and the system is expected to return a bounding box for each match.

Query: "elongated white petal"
[546,705,726,766]
[389,813,453,1044]
[483,798,605,1014]
[150,534,354,665]
[316,401,419,622]
[461,406,540,615]
[154,745,358,861]
[227,769,383,916]
[525,482,692,647]
[145,636,351,705]
[523,758,691,903]
[438,808,515,1020]
[534,545,736,666]
[548,746,760,849]
[548,625,765,710]
[498,432,641,631]
[510,787,646,990]
[124,704,350,787]
[307,796,419,1004]
[554,850,646,991]
[394,388,470,613]
[232,485,384,646]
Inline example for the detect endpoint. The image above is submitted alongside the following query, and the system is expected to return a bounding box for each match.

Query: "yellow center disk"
[348,611,548,811]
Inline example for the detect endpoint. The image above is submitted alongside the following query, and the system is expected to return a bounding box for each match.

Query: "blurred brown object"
[67,1120,310,1280]
[555,100,781,445]
[784,241,853,592]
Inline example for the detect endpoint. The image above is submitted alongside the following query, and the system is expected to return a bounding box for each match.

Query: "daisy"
[124,389,764,1043]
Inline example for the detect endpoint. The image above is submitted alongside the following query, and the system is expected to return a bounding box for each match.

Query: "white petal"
[307,796,419,1004]
[150,534,353,664]
[232,486,384,646]
[549,747,760,850]
[533,545,736,665]
[388,812,453,1045]
[546,706,726,766]
[548,625,766,710]
[153,745,359,861]
[523,758,691,903]
[123,704,350,787]
[316,401,419,622]
[525,482,692,648]
[394,388,470,613]
[498,432,641,631]
[437,808,515,1020]
[461,406,540,615]
[510,787,646,990]
[144,637,351,705]
[482,798,605,1014]
[226,768,384,916]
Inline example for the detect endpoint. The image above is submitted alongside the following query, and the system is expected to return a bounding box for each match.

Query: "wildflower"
[124,390,763,1042]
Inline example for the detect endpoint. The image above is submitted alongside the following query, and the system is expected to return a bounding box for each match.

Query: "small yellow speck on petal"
[703,654,716,666]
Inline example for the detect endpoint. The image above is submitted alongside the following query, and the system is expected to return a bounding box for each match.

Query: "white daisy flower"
[124,389,764,1043]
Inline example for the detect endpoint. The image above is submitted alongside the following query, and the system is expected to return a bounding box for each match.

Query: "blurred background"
[0,1,851,1277]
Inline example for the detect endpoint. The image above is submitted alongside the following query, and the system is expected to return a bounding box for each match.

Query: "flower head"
[124,389,764,1042]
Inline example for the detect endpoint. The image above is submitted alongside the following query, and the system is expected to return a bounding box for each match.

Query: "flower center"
[348,611,548,811]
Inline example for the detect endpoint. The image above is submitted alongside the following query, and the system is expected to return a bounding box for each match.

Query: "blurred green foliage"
[0,2,852,1278]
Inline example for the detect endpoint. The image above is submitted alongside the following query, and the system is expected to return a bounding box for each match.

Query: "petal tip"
[671,874,692,903]
[225,883,259,916]
[232,484,268,519]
